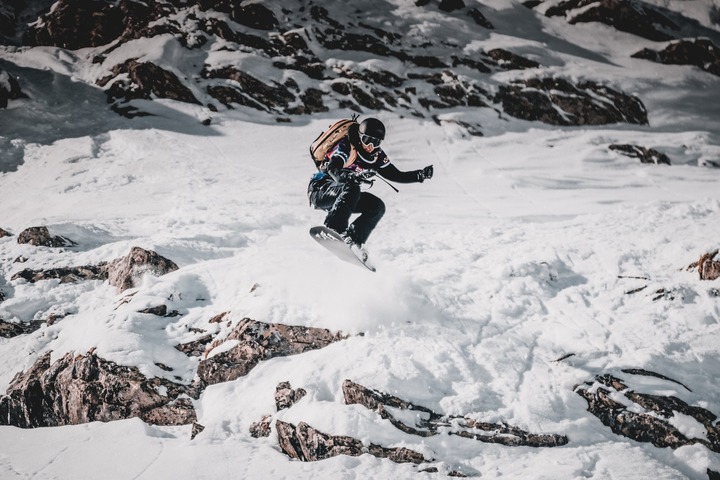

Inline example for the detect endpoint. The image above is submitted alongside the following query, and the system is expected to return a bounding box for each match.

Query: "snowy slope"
[1,0,720,478]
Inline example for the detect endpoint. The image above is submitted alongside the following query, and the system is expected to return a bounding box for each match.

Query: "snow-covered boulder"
[633,38,720,78]
[16,226,75,248]
[0,350,196,428]
[196,318,346,386]
[106,246,179,292]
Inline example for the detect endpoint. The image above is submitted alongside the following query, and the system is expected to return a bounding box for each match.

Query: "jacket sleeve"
[378,162,422,184]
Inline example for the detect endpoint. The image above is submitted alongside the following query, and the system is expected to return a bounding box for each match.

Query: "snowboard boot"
[342,231,369,263]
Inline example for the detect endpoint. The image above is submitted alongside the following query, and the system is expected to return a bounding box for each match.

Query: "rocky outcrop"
[609,144,671,165]
[0,350,195,428]
[106,246,179,292]
[196,318,346,385]
[687,250,720,281]
[0,68,27,108]
[576,372,720,452]
[343,380,568,447]
[539,0,679,41]
[17,226,75,248]
[7,246,176,292]
[633,38,720,78]
[0,319,43,338]
[495,78,648,126]
[274,381,307,411]
[0,227,11,238]
[249,381,307,438]
[98,58,200,107]
[276,420,428,464]
[202,66,295,112]
[3,0,651,133]
[11,265,108,284]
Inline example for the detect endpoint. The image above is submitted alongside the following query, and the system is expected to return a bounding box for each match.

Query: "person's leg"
[311,180,361,234]
[347,192,385,245]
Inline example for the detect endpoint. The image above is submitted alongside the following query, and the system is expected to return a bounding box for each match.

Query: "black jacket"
[320,124,421,183]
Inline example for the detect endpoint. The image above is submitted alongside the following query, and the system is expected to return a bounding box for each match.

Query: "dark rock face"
[24,0,127,49]
[687,250,720,281]
[609,144,671,165]
[0,227,11,237]
[343,380,568,447]
[0,68,27,108]
[276,420,428,464]
[202,66,295,112]
[496,78,648,126]
[0,319,43,338]
[576,373,720,452]
[99,59,200,105]
[106,246,179,292]
[633,38,720,78]
[275,381,307,411]
[196,318,346,385]
[17,226,75,248]
[0,351,196,428]
[3,0,648,132]
[249,381,306,438]
[11,265,108,284]
[542,0,679,41]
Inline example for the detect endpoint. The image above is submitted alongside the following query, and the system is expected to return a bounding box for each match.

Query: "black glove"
[337,169,360,183]
[416,165,434,183]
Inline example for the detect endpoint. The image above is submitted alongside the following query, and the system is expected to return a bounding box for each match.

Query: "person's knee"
[374,197,386,218]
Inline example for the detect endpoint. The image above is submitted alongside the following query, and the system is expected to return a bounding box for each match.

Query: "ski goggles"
[360,134,382,149]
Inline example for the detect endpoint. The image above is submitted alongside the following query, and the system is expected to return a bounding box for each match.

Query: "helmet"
[358,118,386,141]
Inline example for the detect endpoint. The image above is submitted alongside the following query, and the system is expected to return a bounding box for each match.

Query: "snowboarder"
[307,117,434,261]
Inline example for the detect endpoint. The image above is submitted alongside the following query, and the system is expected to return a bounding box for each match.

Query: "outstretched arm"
[379,163,434,184]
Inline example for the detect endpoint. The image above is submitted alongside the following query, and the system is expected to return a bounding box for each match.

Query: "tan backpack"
[308,117,358,169]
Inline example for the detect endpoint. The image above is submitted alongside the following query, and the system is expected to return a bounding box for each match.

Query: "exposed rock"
[687,250,720,281]
[495,77,648,126]
[485,48,540,70]
[0,69,27,108]
[0,227,11,237]
[542,0,679,42]
[175,334,214,357]
[24,0,125,49]
[0,351,196,428]
[0,319,43,338]
[343,379,568,447]
[468,8,494,29]
[633,38,720,78]
[438,0,465,13]
[17,226,75,248]
[276,420,428,464]
[99,58,200,106]
[202,66,295,112]
[196,318,346,386]
[11,265,108,284]
[275,381,307,410]
[208,311,230,324]
[576,373,720,452]
[609,144,671,165]
[249,381,306,438]
[197,1,278,31]
[249,415,272,438]
[106,246,179,292]
[191,421,205,440]
[0,0,22,41]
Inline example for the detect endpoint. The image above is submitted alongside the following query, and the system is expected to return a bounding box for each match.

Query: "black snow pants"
[308,177,385,245]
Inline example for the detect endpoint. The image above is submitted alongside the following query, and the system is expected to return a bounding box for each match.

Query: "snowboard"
[309,226,376,272]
